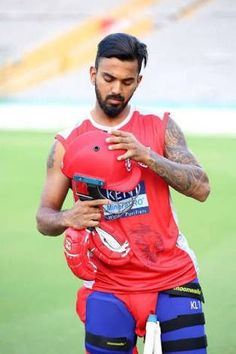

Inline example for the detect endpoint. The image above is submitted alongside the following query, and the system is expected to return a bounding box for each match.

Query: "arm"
[105,118,210,202]
[36,140,109,236]
[146,117,210,201]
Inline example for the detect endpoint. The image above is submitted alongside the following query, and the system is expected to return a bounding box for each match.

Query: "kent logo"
[101,183,141,201]
[101,181,150,220]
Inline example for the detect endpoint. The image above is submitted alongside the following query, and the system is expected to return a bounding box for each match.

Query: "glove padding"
[90,222,132,265]
[64,224,132,280]
[64,227,97,280]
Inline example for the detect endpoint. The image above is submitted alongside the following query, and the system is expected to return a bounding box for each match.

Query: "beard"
[95,83,133,118]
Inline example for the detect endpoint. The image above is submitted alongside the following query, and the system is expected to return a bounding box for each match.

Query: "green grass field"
[0,130,235,354]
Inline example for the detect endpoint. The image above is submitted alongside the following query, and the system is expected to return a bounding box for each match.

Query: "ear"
[90,66,96,85]
[137,75,143,85]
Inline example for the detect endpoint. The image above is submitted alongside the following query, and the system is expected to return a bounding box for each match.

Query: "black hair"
[95,32,148,73]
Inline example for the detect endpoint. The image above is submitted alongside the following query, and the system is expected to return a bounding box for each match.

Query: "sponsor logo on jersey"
[101,181,149,220]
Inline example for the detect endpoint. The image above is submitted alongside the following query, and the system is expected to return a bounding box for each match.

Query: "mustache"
[106,94,125,102]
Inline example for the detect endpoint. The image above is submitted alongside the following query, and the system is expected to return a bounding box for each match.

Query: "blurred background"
[0,1,235,354]
[0,0,235,132]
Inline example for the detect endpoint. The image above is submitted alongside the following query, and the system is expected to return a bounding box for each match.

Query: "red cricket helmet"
[62,129,141,193]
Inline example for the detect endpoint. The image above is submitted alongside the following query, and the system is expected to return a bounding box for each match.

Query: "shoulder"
[132,106,170,135]
[165,116,187,146]
[133,106,170,124]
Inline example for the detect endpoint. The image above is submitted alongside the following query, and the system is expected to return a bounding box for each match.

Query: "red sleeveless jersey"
[56,108,197,293]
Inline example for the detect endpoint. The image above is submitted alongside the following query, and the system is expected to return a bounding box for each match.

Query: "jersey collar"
[89,106,134,133]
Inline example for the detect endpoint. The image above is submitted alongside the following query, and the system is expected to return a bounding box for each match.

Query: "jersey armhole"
[55,133,67,149]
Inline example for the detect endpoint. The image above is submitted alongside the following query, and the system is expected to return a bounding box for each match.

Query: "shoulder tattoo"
[47,142,57,169]
[165,118,199,165]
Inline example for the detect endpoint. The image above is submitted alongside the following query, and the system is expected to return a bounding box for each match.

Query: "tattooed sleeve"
[146,117,209,198]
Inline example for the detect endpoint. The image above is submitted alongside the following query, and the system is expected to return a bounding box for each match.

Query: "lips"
[106,96,124,105]
[108,99,123,105]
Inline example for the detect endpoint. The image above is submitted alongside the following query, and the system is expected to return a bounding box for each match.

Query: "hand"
[106,130,150,164]
[63,199,109,230]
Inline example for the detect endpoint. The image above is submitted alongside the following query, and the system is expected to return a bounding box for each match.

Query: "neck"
[91,103,131,127]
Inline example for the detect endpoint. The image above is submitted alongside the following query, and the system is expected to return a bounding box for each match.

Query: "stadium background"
[0,1,235,353]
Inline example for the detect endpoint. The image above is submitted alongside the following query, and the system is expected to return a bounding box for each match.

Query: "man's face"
[90,57,142,118]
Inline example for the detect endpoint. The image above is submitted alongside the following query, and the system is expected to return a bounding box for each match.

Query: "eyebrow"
[102,72,135,81]
[102,72,115,79]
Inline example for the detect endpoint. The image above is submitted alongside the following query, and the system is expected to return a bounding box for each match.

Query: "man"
[36,33,210,354]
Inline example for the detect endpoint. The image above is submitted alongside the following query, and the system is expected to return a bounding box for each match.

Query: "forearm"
[145,149,210,201]
[36,207,68,236]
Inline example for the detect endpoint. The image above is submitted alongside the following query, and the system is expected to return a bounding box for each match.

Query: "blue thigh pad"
[156,280,207,354]
[85,291,136,354]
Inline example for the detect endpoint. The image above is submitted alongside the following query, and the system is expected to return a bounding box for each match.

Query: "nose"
[111,80,122,95]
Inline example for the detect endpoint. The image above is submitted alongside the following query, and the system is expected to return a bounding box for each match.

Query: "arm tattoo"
[47,142,56,169]
[164,118,200,165]
[147,118,209,197]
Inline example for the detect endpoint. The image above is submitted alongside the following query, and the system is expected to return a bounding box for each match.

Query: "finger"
[88,199,110,206]
[106,130,130,142]
[87,219,100,227]
[106,136,130,145]
[108,142,130,151]
[78,199,109,207]
[88,206,103,213]
[89,212,102,221]
[86,209,103,219]
[110,130,128,137]
[71,218,100,229]
[117,152,130,161]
